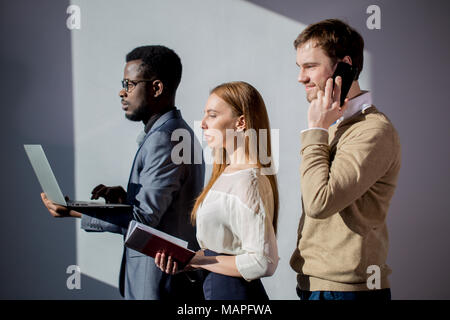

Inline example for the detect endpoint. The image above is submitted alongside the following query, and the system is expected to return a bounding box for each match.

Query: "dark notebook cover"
[125,220,195,268]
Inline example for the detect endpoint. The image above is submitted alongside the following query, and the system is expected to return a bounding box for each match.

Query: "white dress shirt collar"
[337,91,372,124]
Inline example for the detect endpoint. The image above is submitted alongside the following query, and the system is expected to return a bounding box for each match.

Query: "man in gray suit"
[41,45,205,300]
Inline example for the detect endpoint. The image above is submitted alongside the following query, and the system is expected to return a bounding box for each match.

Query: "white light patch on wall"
[359,51,372,93]
[69,0,371,298]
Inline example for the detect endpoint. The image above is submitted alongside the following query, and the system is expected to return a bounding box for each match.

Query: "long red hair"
[191,81,279,233]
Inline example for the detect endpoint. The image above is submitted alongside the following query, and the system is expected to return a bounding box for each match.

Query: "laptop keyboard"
[67,201,105,206]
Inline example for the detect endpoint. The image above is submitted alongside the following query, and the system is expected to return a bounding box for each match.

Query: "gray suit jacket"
[81,109,205,299]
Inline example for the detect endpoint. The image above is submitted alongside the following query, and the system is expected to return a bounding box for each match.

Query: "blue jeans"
[297,287,391,301]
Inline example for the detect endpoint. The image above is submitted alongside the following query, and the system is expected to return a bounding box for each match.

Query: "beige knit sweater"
[290,106,401,291]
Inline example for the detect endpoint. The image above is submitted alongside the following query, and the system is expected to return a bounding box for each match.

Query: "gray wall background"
[1,0,449,299]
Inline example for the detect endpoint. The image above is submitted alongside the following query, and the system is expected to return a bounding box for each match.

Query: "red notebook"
[125,220,195,268]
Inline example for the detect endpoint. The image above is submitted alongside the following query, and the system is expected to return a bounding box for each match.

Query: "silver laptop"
[24,144,131,210]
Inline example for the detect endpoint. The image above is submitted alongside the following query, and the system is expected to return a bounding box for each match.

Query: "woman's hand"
[155,252,179,275]
[154,250,205,274]
[186,249,205,269]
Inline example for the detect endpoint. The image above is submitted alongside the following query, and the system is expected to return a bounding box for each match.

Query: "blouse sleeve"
[234,182,279,281]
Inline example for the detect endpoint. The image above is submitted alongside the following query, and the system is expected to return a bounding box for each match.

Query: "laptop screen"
[24,144,67,206]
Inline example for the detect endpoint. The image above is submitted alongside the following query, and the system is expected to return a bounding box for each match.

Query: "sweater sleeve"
[300,125,397,219]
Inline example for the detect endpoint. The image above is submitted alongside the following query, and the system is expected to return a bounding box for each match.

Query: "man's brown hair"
[294,19,364,80]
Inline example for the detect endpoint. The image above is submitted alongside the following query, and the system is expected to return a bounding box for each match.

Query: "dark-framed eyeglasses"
[121,79,154,93]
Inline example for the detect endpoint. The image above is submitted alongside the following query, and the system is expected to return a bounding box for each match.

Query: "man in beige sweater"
[290,19,401,300]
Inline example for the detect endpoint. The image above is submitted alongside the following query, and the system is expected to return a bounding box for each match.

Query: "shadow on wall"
[246,0,450,299]
[0,0,121,299]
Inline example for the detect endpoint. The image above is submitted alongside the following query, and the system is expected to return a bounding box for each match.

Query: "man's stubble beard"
[125,102,151,122]
[306,81,327,103]
[306,87,318,103]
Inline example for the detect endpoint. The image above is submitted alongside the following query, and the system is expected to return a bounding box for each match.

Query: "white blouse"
[196,167,279,281]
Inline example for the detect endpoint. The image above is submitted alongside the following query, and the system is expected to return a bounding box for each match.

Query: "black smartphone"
[332,62,358,107]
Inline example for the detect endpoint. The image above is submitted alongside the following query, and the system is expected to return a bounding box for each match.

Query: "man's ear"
[342,55,353,65]
[236,115,246,132]
[152,80,164,98]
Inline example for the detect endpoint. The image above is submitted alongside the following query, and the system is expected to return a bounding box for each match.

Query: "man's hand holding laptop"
[41,193,81,218]
[41,184,127,218]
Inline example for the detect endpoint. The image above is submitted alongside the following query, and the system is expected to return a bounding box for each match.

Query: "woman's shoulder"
[218,167,260,188]
[213,167,271,213]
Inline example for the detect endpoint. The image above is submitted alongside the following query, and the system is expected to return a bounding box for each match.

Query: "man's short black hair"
[126,45,182,96]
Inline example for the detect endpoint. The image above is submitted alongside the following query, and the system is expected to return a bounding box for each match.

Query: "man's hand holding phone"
[308,76,349,129]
